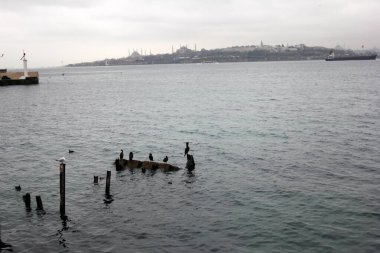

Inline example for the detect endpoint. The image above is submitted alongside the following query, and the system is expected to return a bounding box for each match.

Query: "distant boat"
[325,50,377,61]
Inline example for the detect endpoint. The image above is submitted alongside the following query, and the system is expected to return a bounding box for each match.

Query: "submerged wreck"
[115,158,181,172]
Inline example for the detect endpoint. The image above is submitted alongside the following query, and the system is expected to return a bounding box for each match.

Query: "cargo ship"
[325,50,377,61]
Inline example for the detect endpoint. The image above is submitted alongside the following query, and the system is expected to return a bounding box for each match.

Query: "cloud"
[0,0,100,11]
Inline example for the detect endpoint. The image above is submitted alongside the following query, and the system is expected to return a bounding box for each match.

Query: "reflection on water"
[0,224,13,252]
[56,218,70,248]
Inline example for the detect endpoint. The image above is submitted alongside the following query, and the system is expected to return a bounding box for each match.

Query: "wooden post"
[23,193,31,211]
[60,163,65,218]
[36,196,43,210]
[94,176,99,184]
[105,170,111,196]
[0,224,3,247]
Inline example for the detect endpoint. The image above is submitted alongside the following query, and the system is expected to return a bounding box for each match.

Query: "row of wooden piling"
[22,157,182,218]
[58,164,112,218]
[20,164,64,214]
[92,172,111,194]
[19,163,112,218]
[22,193,44,211]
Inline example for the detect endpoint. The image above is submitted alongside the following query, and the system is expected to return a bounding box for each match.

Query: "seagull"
[120,149,124,159]
[149,153,153,161]
[129,152,133,161]
[163,156,168,163]
[56,157,66,163]
[184,142,190,157]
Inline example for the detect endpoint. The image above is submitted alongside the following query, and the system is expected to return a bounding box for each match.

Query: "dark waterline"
[0,61,379,252]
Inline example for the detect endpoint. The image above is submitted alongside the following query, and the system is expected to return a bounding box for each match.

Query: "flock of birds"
[54,142,193,169]
[15,143,195,201]
[119,142,191,164]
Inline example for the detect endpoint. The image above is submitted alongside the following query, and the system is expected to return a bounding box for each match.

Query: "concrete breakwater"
[0,70,39,86]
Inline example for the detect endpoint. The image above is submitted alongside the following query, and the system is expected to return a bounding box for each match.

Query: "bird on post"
[120,149,124,159]
[184,142,190,157]
[129,152,133,161]
[149,153,153,161]
[163,156,168,163]
[56,157,66,164]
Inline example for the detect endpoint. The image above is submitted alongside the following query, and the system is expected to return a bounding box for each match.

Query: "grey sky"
[1,0,379,67]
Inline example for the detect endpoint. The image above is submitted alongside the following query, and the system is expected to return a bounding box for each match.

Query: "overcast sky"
[1,0,379,68]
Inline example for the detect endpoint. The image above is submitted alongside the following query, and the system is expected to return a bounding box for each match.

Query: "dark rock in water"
[142,167,146,173]
[15,185,21,191]
[168,181,172,184]
[69,149,74,153]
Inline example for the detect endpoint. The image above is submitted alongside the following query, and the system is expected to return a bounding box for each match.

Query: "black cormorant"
[120,149,124,159]
[149,153,153,161]
[129,152,133,161]
[163,156,168,163]
[184,142,190,157]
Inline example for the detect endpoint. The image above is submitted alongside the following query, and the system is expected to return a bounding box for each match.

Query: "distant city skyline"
[1,0,379,68]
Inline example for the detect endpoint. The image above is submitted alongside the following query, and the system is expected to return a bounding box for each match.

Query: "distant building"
[175,46,193,56]
[128,51,143,61]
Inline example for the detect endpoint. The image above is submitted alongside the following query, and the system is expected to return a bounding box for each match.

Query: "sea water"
[0,61,379,252]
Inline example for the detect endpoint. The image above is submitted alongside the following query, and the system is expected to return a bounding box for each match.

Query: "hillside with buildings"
[67,42,376,67]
